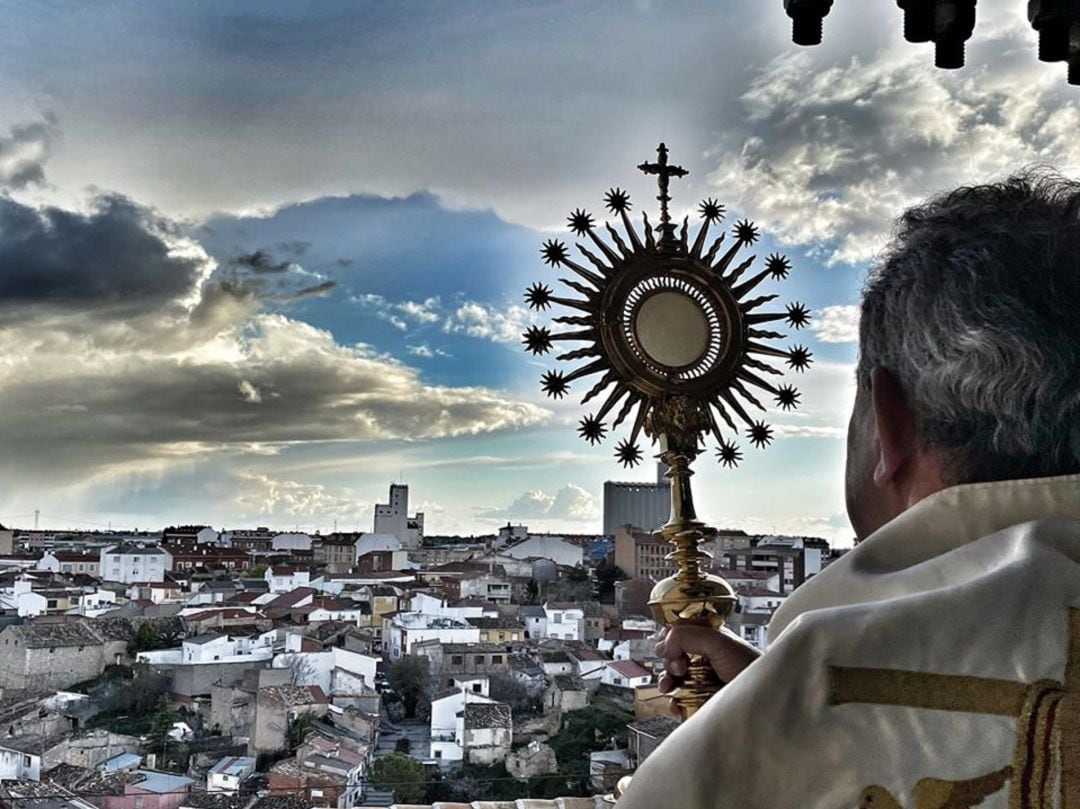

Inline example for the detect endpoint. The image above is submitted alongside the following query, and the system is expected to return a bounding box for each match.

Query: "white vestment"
[618,473,1080,809]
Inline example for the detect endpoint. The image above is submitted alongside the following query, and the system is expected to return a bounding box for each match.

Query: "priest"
[618,170,1080,809]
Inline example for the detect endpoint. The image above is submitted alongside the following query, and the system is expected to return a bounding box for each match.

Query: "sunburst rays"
[521,145,813,469]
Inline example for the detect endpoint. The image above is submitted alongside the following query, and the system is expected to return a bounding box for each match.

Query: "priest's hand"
[655,624,762,696]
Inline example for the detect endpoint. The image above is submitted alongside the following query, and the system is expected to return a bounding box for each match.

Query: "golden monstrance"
[521,144,813,720]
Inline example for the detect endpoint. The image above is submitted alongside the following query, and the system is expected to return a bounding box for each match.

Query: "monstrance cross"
[637,142,689,250]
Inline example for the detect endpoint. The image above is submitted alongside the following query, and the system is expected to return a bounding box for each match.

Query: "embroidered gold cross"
[828,607,1080,809]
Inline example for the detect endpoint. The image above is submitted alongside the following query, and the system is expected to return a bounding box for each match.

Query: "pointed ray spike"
[732,267,774,300]
[775,384,801,411]
[724,255,757,285]
[549,295,597,313]
[744,356,785,376]
[614,439,643,468]
[594,383,630,423]
[641,212,656,251]
[786,302,811,329]
[787,345,814,372]
[556,346,600,361]
[766,253,792,280]
[553,314,595,326]
[705,408,725,444]
[541,239,569,267]
[737,368,781,397]
[679,216,689,252]
[733,219,759,245]
[740,294,779,313]
[748,421,774,449]
[698,198,725,224]
[715,438,743,468]
[559,277,597,298]
[748,328,786,340]
[690,218,711,259]
[719,389,756,429]
[522,325,553,355]
[581,370,617,405]
[550,328,597,342]
[576,243,613,276]
[563,358,609,384]
[567,208,595,236]
[586,228,622,266]
[619,210,644,254]
[703,234,726,266]
[577,414,607,446]
[524,282,553,311]
[731,377,767,411]
[540,370,568,399]
[627,398,650,445]
[605,222,633,259]
[745,311,788,326]
[604,188,632,214]
[611,391,640,428]
[559,256,604,288]
[712,240,744,275]
[746,340,790,359]
[709,396,738,432]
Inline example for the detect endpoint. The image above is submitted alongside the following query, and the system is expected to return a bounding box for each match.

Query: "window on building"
[451,655,463,665]
[552,613,562,623]
[492,655,503,664]
[474,655,484,665]
[472,683,481,693]
[22,755,31,767]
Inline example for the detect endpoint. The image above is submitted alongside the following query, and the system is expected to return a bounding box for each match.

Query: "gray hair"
[857,168,1080,485]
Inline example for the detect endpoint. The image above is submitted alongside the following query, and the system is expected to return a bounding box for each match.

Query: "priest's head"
[845,169,1080,540]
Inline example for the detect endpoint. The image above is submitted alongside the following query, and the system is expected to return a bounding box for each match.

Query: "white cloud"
[397,297,441,324]
[237,379,262,404]
[708,18,1080,265]
[406,343,449,359]
[476,483,600,522]
[445,301,530,343]
[235,472,364,520]
[811,305,860,343]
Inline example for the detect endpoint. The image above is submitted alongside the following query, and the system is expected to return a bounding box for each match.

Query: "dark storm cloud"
[0,314,547,484]
[230,248,295,274]
[0,115,57,190]
[0,193,206,313]
[291,280,336,298]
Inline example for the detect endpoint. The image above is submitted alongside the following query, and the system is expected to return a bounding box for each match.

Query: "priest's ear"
[869,367,919,488]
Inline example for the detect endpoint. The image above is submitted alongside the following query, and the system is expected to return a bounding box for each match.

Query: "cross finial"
[638,143,688,251]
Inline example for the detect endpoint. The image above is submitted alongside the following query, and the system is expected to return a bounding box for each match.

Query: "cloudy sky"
[1,0,1077,544]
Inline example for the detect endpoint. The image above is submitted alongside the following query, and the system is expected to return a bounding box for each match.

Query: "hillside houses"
[0,513,831,806]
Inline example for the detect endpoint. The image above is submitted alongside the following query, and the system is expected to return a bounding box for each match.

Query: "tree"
[594,560,629,603]
[489,672,540,718]
[525,578,540,604]
[542,576,592,603]
[127,622,162,655]
[249,562,269,578]
[386,655,430,719]
[146,695,178,751]
[370,752,426,804]
[287,710,318,748]
[279,653,316,685]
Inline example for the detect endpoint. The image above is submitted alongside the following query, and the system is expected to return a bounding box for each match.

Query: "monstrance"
[521,143,813,719]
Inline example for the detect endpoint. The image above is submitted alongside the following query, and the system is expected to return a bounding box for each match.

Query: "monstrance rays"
[521,144,813,468]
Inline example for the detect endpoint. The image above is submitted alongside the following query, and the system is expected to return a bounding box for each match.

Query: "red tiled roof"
[607,659,651,679]
[265,587,316,609]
